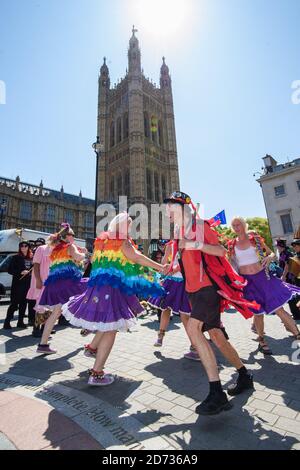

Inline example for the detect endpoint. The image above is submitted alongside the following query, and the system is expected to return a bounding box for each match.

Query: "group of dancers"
[30,191,300,416]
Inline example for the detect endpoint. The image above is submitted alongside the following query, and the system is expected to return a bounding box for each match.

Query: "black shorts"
[188,286,221,332]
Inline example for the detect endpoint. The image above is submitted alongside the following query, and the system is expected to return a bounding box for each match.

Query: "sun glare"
[136,0,190,38]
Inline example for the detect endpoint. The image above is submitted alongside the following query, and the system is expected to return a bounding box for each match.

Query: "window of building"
[154,172,159,202]
[0,197,8,229]
[45,205,56,222]
[161,175,167,201]
[151,116,158,144]
[297,180,300,191]
[158,121,163,147]
[144,113,150,138]
[84,232,94,242]
[110,176,115,200]
[117,174,123,196]
[117,117,122,143]
[110,121,115,148]
[123,113,129,139]
[125,170,130,197]
[64,210,74,225]
[274,185,285,197]
[147,169,153,201]
[280,213,293,234]
[85,212,94,228]
[20,201,32,220]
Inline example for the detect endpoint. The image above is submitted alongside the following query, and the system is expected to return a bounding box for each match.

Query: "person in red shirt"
[164,191,254,416]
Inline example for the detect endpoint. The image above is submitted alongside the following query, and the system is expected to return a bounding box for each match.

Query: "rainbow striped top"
[88,237,164,298]
[44,242,83,285]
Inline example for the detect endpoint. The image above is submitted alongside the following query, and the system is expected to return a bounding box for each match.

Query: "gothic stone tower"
[96,28,180,226]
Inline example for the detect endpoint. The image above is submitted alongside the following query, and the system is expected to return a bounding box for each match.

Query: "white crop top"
[234,246,259,267]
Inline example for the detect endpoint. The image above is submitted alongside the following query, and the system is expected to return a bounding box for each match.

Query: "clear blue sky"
[0,0,300,223]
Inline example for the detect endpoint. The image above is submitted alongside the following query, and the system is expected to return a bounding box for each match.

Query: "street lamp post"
[92,137,104,239]
[0,200,7,230]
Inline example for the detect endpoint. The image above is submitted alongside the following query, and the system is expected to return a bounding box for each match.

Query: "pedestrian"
[228,217,300,355]
[62,212,167,386]
[3,241,33,329]
[277,239,294,282]
[36,223,87,354]
[164,192,255,416]
[26,238,47,328]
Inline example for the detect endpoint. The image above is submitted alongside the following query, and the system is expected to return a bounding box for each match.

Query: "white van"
[0,229,86,297]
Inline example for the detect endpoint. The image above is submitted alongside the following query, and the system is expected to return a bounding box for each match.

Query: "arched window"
[144,112,150,138]
[125,170,130,197]
[123,113,129,139]
[158,121,163,147]
[154,172,159,202]
[151,116,158,144]
[110,176,115,199]
[117,117,122,143]
[161,175,167,201]
[110,121,115,148]
[146,168,152,201]
[117,174,123,196]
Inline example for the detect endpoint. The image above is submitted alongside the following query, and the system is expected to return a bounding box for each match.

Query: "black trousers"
[5,300,28,323]
[27,299,36,324]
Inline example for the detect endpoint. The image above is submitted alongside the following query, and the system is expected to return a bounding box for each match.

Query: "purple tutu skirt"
[148,277,191,315]
[39,278,88,310]
[61,285,140,332]
[243,269,300,315]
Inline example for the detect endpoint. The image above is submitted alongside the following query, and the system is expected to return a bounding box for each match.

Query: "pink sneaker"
[88,372,115,386]
[184,351,201,361]
[154,337,163,347]
[84,344,97,358]
[36,344,57,355]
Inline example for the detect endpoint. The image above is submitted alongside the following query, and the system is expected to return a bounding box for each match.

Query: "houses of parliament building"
[0,29,180,245]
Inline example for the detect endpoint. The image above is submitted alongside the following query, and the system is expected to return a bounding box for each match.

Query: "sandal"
[154,330,165,347]
[258,336,272,355]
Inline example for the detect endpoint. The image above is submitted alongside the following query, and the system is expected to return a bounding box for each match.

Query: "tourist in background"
[3,241,33,329]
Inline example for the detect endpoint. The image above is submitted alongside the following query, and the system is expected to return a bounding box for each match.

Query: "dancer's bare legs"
[40,306,62,345]
[92,331,117,372]
[253,315,272,354]
[154,308,171,346]
[276,307,300,337]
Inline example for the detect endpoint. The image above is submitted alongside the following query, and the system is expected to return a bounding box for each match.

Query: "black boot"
[3,321,12,330]
[16,321,28,329]
[196,391,233,415]
[227,373,254,396]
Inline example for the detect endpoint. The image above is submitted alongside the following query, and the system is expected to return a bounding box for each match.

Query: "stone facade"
[96,28,180,212]
[257,155,300,245]
[0,176,94,242]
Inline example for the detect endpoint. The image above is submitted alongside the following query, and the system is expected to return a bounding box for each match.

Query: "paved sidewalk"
[0,390,102,450]
[0,305,300,450]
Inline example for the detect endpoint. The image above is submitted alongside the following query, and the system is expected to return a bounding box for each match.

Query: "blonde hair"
[48,223,75,247]
[108,212,132,239]
[231,216,249,232]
